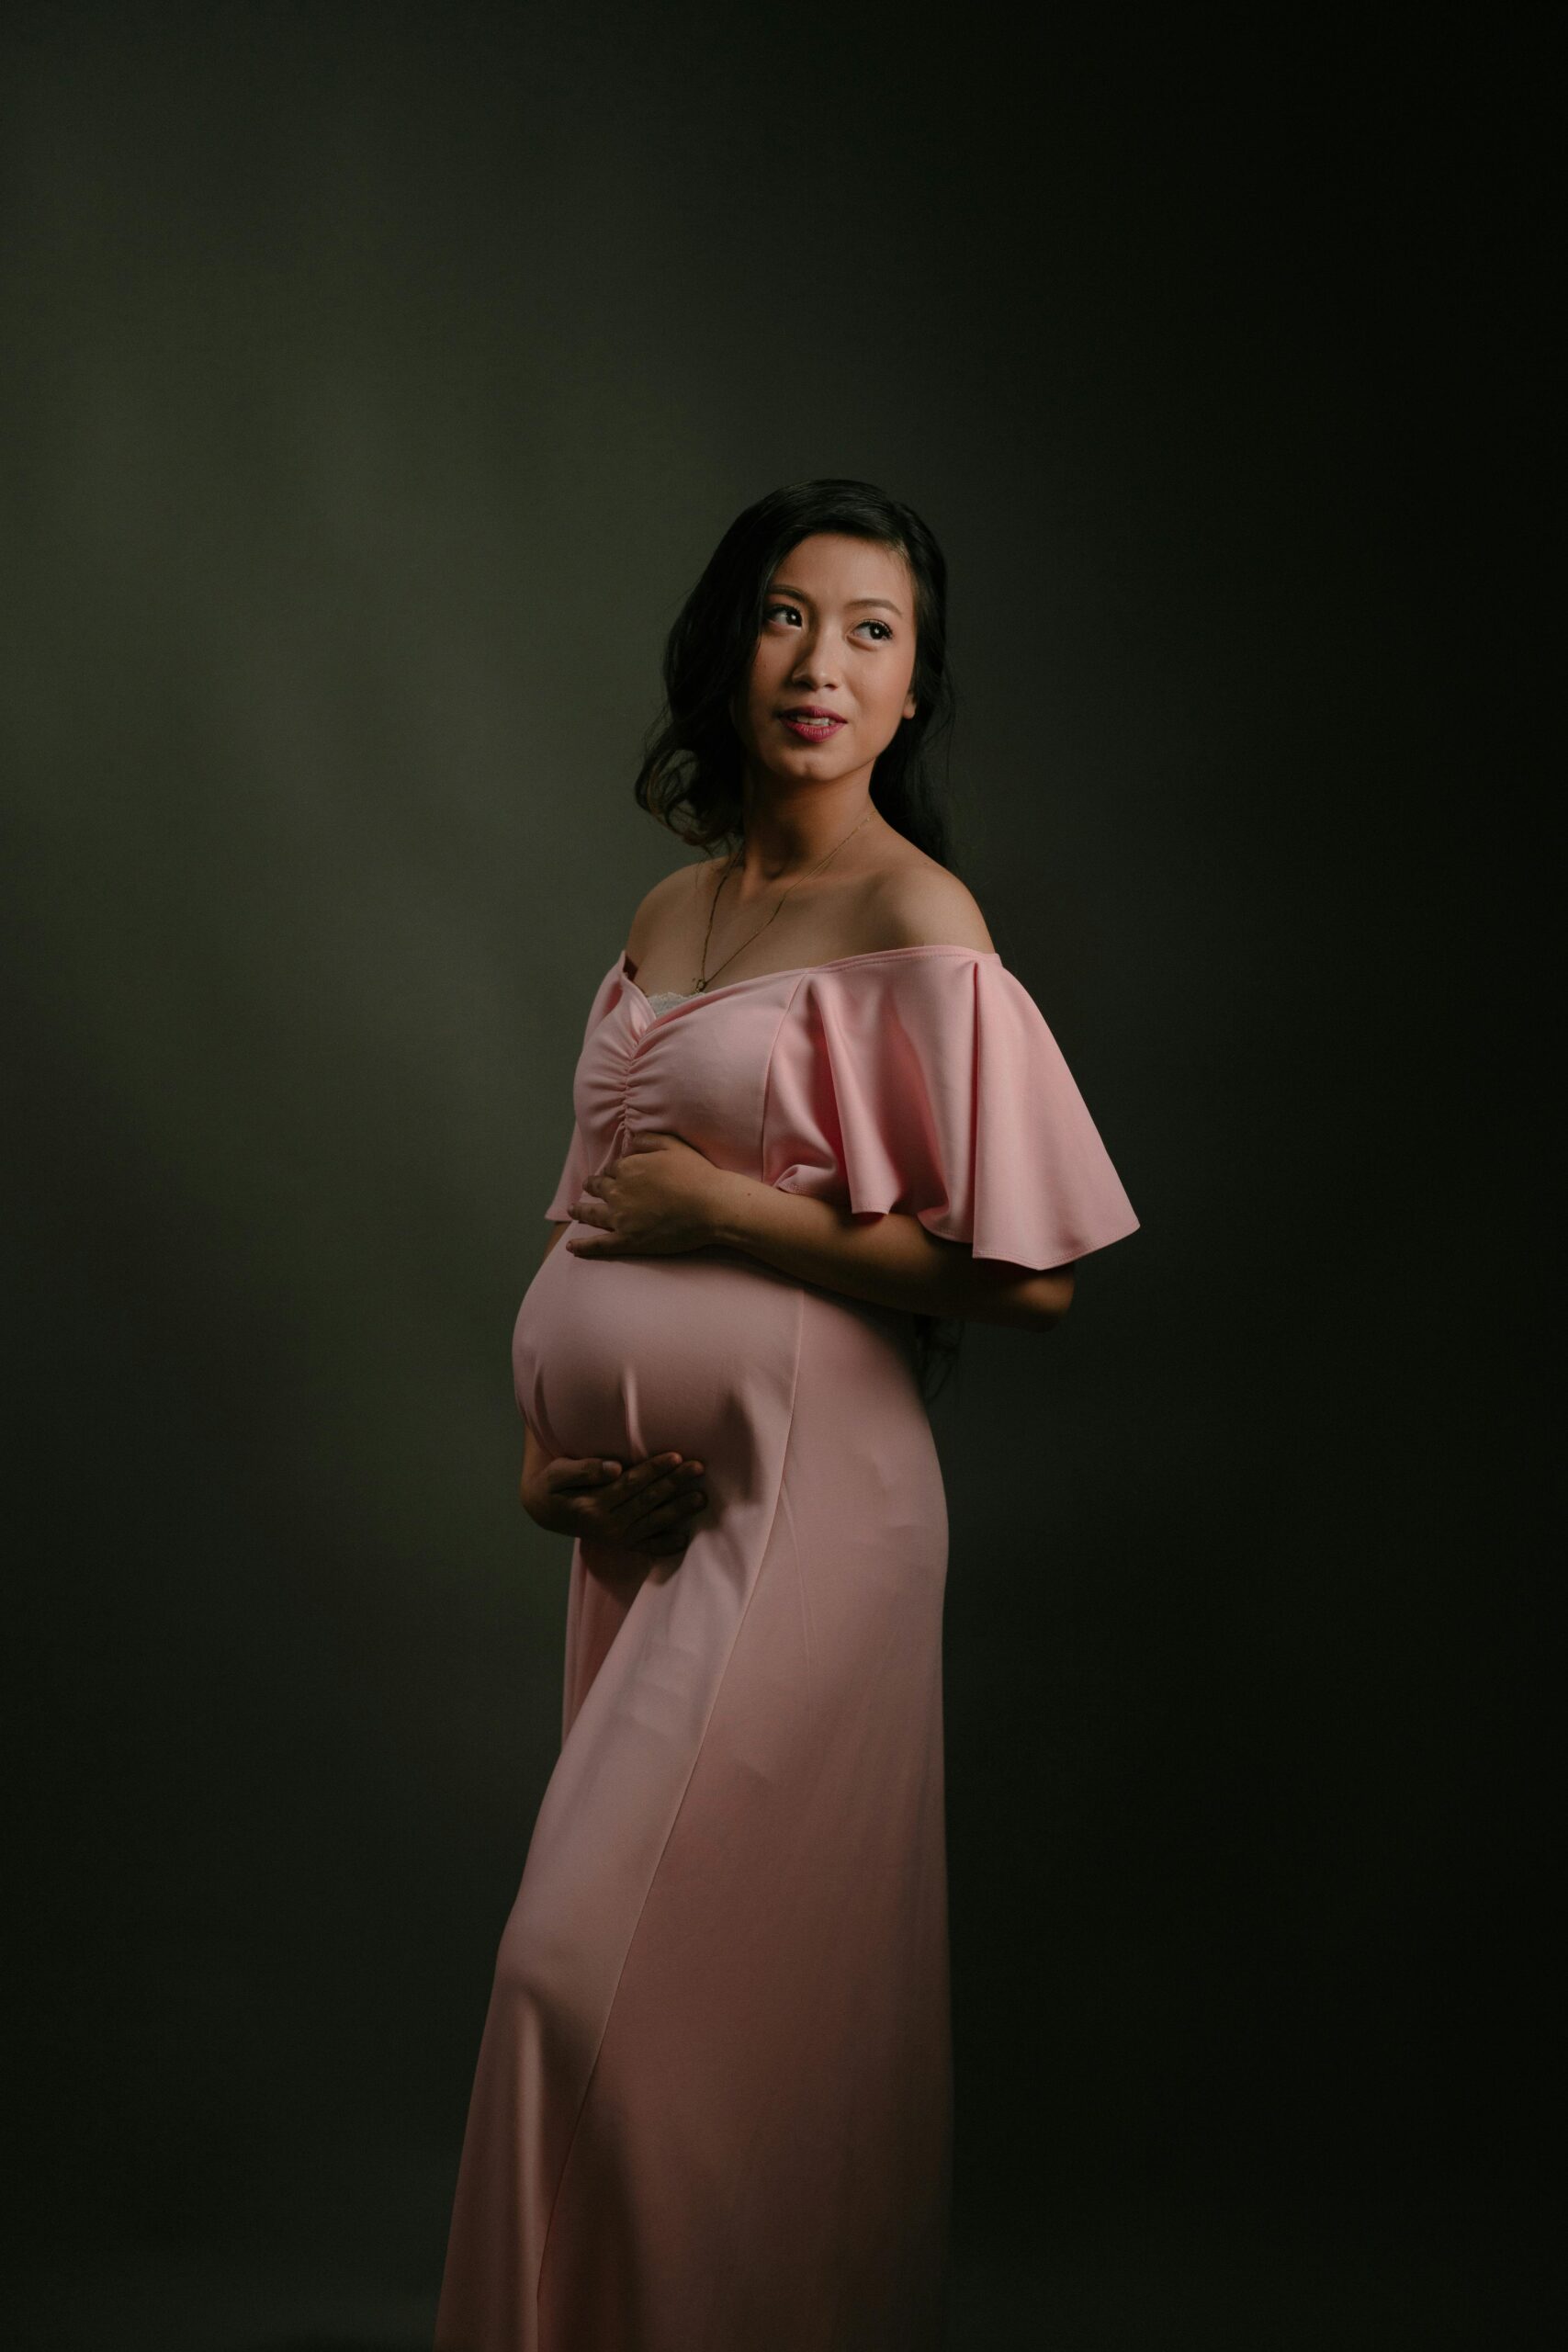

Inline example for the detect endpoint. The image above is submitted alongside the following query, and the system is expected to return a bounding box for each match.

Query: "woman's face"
[730,532,919,789]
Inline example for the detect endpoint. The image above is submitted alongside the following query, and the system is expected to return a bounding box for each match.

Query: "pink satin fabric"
[434,945,1138,2352]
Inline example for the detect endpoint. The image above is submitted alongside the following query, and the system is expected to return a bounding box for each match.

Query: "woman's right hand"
[521,1443,709,1558]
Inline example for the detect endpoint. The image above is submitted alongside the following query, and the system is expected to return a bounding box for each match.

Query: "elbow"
[954,1249,1075,1331]
[1029,1264,1075,1332]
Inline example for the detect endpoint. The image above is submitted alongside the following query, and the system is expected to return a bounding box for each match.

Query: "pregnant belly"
[513,1231,810,1484]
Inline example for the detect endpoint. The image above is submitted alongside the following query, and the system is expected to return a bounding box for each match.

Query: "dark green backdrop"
[4,6,1543,2347]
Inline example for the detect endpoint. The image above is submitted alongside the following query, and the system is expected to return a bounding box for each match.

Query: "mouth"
[777,709,846,741]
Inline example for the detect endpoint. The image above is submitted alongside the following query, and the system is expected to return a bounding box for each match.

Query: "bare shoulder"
[869,855,996,955]
[624,858,718,961]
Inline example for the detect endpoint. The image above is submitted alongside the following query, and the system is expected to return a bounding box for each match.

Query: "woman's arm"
[704,1172,1073,1333]
[566,1143,1073,1330]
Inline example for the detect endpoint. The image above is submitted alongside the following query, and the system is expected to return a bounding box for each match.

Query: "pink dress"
[434,944,1139,2352]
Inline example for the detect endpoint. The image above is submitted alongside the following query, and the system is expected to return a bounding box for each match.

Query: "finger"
[599,1466,697,1530]
[594,1452,677,1504]
[621,1487,708,1545]
[547,1455,622,1490]
[635,1458,705,1498]
[651,1463,706,1511]
[549,1448,615,1486]
[641,1510,699,1555]
[604,1453,702,1506]
[642,1492,707,1554]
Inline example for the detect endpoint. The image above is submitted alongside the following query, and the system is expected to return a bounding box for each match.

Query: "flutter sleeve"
[762,949,1140,1271]
[541,954,627,1223]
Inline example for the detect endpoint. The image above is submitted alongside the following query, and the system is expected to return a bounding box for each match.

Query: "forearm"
[706,1173,1072,1332]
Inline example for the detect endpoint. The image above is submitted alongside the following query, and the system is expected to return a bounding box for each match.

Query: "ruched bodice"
[544,944,1139,1266]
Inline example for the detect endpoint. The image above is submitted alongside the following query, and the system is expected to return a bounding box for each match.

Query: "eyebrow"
[767,582,904,616]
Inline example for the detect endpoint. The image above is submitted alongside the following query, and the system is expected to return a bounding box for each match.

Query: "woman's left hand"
[565,1133,731,1258]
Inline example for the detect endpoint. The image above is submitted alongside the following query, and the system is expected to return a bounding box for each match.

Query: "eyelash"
[763,602,893,643]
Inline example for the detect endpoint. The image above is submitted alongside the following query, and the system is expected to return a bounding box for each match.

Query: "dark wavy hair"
[632,476,969,1408]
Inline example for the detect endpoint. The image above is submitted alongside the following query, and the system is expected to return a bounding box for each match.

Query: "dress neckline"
[617,942,1000,1025]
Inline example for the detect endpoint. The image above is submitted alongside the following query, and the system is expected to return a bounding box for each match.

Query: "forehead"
[769,533,912,602]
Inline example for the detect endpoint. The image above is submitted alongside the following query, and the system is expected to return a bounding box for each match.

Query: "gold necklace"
[692,810,875,993]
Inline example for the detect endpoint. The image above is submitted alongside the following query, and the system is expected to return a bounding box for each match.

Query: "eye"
[762,602,894,644]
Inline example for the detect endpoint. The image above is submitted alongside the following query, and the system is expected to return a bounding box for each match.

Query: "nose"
[790,626,841,691]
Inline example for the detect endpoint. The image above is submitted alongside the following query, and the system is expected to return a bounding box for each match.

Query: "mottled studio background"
[3,6,1545,2347]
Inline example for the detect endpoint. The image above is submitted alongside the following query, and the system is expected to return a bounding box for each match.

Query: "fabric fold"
[763,950,1140,1271]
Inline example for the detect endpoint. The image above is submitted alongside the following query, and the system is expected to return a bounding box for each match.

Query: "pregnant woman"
[434,479,1140,2352]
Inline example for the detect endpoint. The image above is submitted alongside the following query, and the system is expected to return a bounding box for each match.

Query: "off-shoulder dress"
[434,942,1139,2352]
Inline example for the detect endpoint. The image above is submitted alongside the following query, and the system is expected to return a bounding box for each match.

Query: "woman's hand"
[521,1443,709,1558]
[565,1133,732,1258]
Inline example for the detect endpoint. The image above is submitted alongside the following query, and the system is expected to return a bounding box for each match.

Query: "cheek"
[872,674,909,729]
[740,648,784,721]
[886,662,918,722]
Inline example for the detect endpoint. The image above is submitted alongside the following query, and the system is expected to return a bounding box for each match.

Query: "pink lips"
[779,712,845,741]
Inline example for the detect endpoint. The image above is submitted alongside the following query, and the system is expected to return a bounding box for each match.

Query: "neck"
[732,775,880,897]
